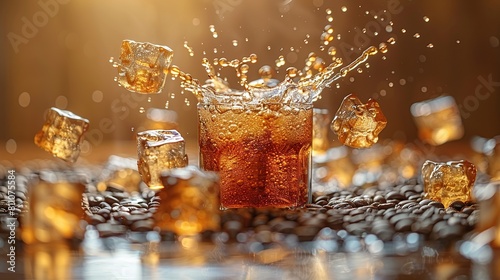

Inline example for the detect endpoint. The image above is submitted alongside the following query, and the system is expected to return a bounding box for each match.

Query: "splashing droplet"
[183,41,195,57]
[139,107,145,113]
[379,42,388,53]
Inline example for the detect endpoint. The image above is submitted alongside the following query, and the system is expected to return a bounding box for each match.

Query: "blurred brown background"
[1,0,499,162]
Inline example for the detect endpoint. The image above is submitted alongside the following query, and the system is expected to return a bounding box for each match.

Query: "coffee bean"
[449,201,465,211]
[389,213,410,225]
[378,203,395,210]
[99,202,111,210]
[395,218,414,232]
[314,195,330,203]
[104,195,120,205]
[131,219,155,232]
[461,207,475,215]
[149,201,160,208]
[428,201,444,209]
[97,208,111,217]
[106,184,125,193]
[407,194,422,201]
[344,214,366,224]
[419,199,433,206]
[89,214,106,225]
[332,202,353,209]
[386,191,405,201]
[396,200,413,208]
[15,191,26,201]
[400,184,416,194]
[373,195,386,203]
[402,202,418,210]
[352,198,368,207]
[304,204,321,210]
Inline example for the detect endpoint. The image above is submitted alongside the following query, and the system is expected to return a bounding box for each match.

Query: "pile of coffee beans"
[0,166,480,251]
[218,183,478,247]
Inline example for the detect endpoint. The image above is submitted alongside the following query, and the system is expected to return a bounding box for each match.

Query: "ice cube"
[312,108,331,156]
[21,174,86,244]
[137,130,188,189]
[99,155,142,193]
[154,166,220,236]
[484,136,500,181]
[34,107,89,163]
[313,146,355,188]
[422,160,477,207]
[474,182,500,247]
[410,96,464,146]
[331,93,387,148]
[117,39,173,94]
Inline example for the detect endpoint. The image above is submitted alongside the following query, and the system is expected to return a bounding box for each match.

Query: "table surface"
[0,140,497,279]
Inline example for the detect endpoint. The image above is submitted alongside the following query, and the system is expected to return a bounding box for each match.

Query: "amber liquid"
[198,103,312,208]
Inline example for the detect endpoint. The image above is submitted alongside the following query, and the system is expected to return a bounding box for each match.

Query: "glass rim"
[196,102,314,107]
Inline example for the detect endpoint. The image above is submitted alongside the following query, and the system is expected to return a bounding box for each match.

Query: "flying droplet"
[341,6,347,12]
[413,33,421,39]
[423,16,430,22]
[379,42,388,53]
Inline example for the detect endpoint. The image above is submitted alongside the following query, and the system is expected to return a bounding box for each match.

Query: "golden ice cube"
[410,96,464,146]
[34,107,89,163]
[117,39,173,94]
[312,108,331,156]
[21,174,85,244]
[474,182,500,248]
[313,146,355,189]
[422,160,477,207]
[154,166,220,236]
[331,93,387,149]
[137,129,188,189]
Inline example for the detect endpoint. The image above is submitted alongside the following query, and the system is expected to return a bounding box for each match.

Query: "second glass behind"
[198,102,313,209]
